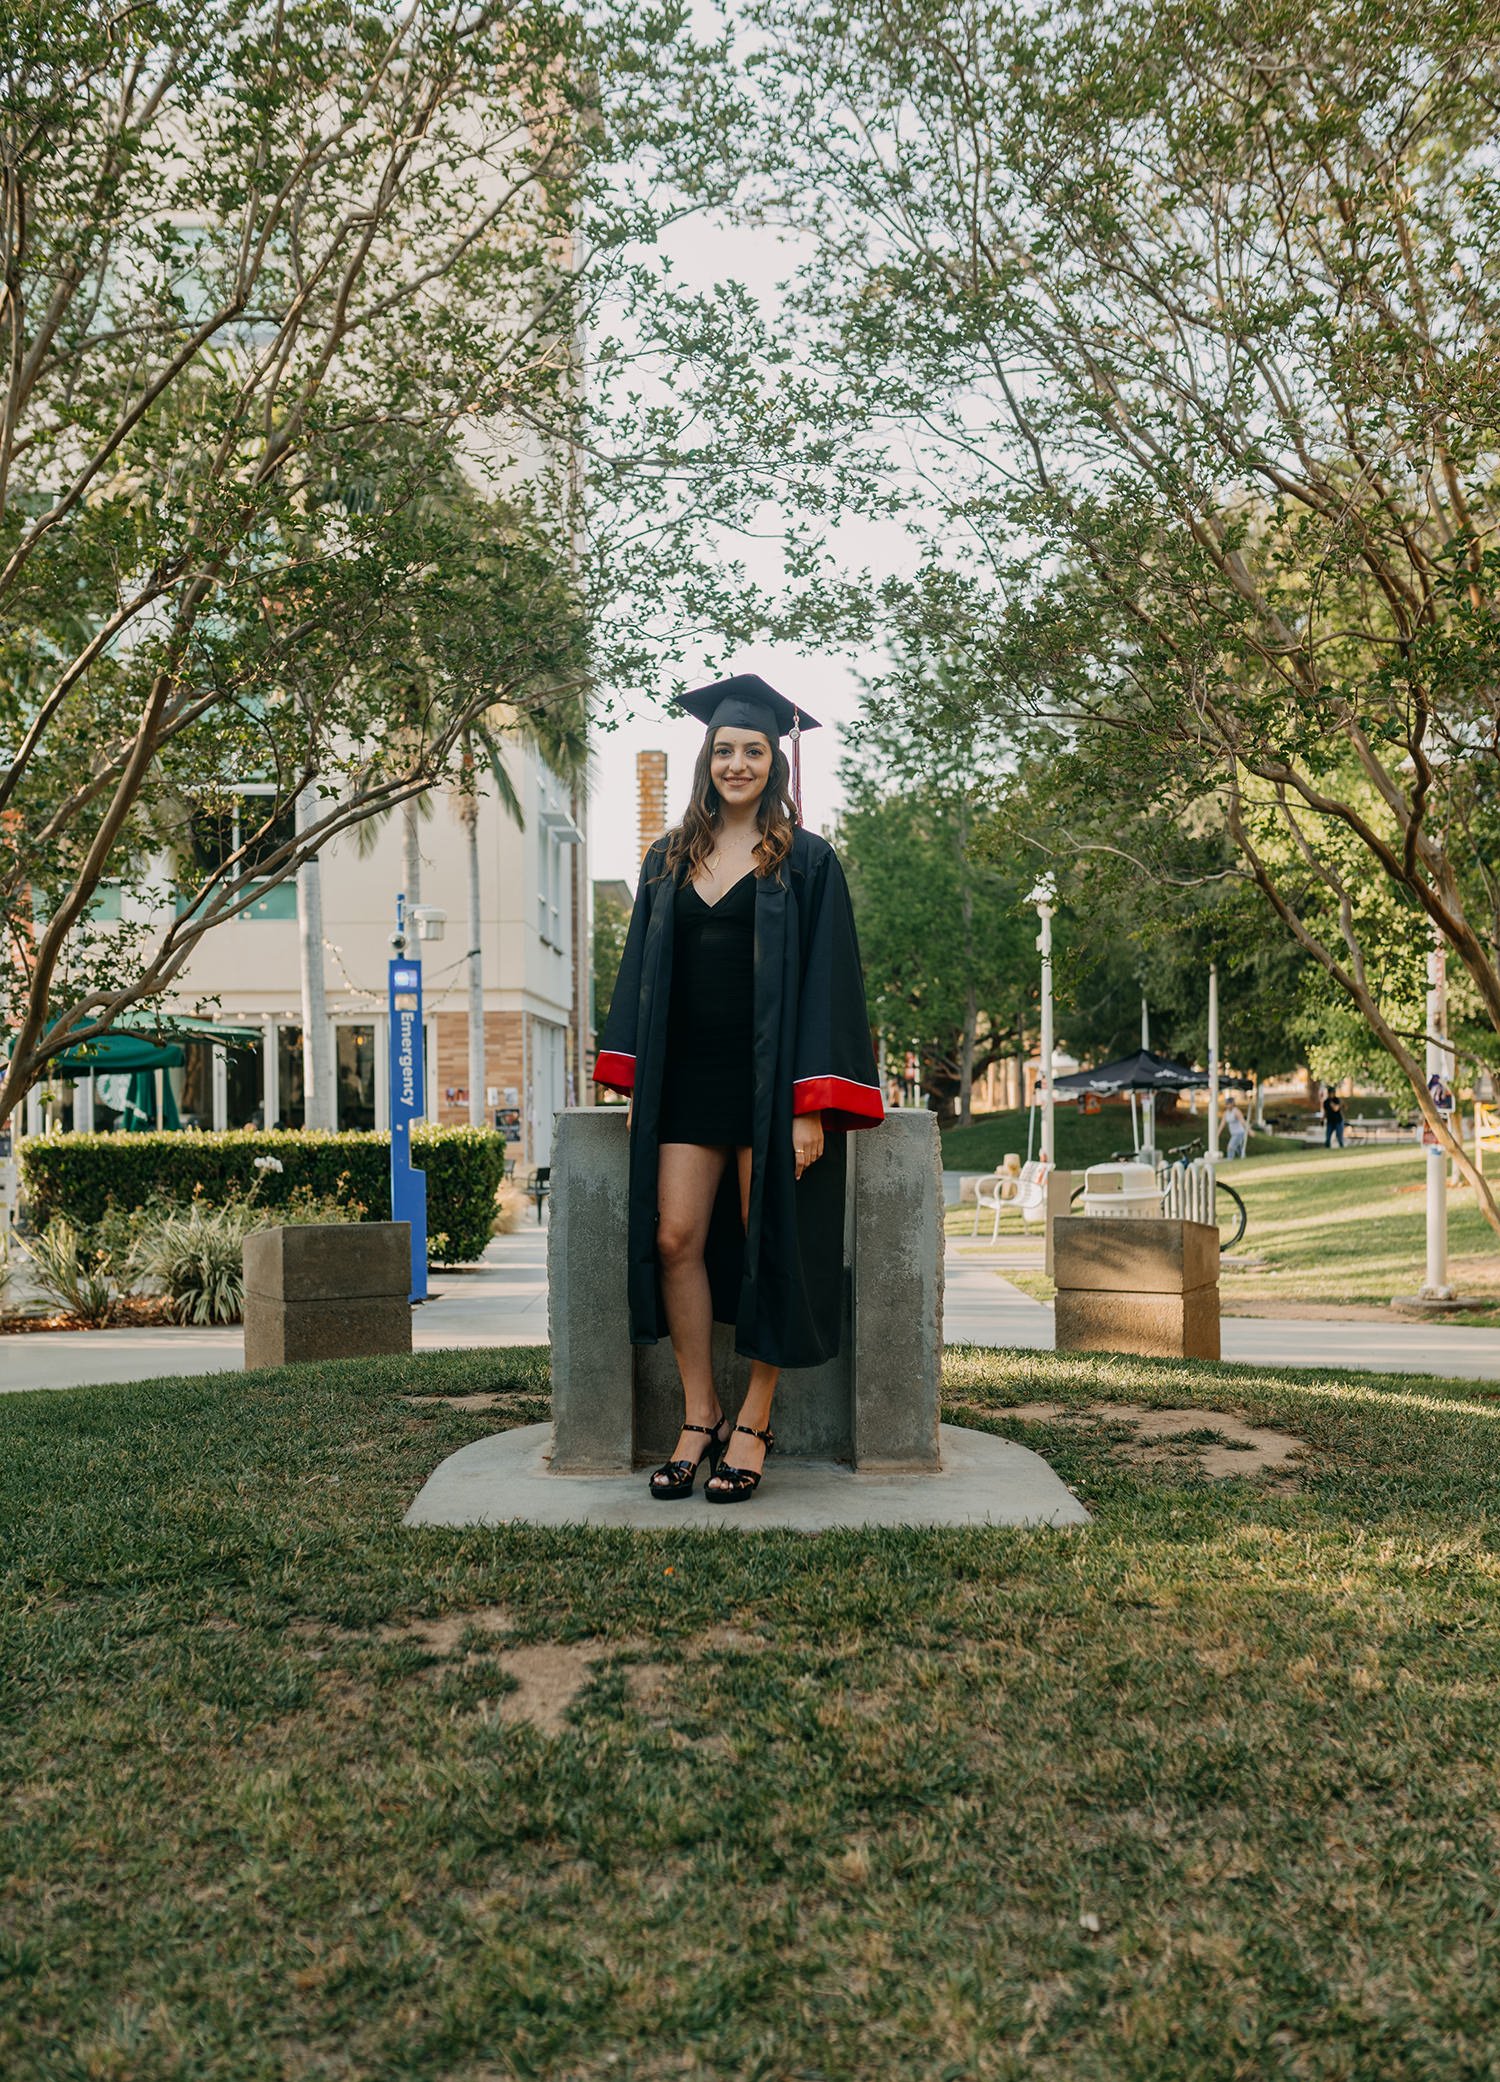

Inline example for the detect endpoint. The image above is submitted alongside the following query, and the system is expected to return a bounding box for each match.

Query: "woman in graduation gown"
[594,673,884,1503]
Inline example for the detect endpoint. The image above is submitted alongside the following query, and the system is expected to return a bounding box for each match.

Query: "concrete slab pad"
[403,1421,1089,1533]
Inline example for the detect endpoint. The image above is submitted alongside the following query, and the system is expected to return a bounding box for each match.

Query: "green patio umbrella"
[116,1069,182,1132]
[6,1020,261,1132]
[40,1030,187,1076]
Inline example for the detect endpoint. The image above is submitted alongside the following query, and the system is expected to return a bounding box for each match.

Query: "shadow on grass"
[3,1342,1498,2080]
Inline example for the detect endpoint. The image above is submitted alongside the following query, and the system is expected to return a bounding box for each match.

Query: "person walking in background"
[1323,1087,1346,1149]
[1222,1095,1249,1160]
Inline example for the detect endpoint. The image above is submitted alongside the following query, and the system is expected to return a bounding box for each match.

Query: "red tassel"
[791,708,803,822]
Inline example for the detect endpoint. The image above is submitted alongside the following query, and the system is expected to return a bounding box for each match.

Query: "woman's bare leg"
[656,1141,732,1462]
[708,1145,778,1487]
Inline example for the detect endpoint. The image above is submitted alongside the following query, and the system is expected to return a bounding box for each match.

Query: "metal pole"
[1207,962,1220,1169]
[1422,934,1454,1298]
[465,801,487,1130]
[389,893,429,1303]
[1035,886,1056,1164]
[296,779,334,1131]
[1140,993,1153,1158]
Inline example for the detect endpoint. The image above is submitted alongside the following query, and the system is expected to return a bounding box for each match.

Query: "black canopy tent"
[1052,1049,1253,1097]
[1049,1049,1254,1158]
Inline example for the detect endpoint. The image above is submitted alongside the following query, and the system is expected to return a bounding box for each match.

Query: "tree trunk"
[956,796,975,1128]
[463,772,486,1131]
[295,780,334,1131]
[402,800,422,909]
[959,979,977,1130]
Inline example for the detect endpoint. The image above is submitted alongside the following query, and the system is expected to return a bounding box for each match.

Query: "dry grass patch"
[486,1642,604,1734]
[400,1390,541,1413]
[994,1401,1304,1480]
[283,1604,769,1738]
[377,1604,514,1657]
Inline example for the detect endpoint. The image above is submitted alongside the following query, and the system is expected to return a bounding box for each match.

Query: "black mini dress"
[658,869,757,1147]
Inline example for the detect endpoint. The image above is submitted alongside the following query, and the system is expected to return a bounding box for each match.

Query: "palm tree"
[450,694,588,1128]
[314,458,589,1133]
[295,779,334,1129]
[344,688,587,1131]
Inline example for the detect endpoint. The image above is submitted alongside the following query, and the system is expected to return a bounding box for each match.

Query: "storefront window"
[37,1080,77,1133]
[276,1024,305,1129]
[226,1040,263,1129]
[336,1025,377,1130]
[171,1042,215,1130]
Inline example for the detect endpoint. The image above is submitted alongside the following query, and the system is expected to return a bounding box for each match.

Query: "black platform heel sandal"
[648,1416,730,1501]
[704,1424,775,1505]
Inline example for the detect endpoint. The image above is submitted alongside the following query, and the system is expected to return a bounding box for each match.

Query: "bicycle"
[1070,1141,1247,1251]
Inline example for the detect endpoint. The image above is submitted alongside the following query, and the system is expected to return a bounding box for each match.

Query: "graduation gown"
[595,826,884,1369]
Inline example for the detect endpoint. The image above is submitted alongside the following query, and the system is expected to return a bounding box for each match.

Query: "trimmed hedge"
[19,1126,509,1263]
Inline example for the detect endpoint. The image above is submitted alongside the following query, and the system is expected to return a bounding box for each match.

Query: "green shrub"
[19,1126,508,1262]
[23,1218,115,1325]
[114,1185,361,1325]
[127,1201,260,1324]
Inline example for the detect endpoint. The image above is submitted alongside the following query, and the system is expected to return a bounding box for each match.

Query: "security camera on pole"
[387,894,446,1304]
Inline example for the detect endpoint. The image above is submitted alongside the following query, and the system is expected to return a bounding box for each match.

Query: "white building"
[33,745,590,1169]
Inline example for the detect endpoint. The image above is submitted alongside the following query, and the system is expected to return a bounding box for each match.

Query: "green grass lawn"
[1223,1148,1500,1309]
[981,1147,1500,1317]
[941,1105,1283,1172]
[5,1346,1500,2078]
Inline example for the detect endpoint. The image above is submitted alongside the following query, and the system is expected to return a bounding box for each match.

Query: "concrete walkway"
[9,1215,1500,1392]
[0,1217,553,1393]
[943,1251,1500,1381]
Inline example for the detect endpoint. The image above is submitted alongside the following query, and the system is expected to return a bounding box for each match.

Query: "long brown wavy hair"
[659,730,799,885]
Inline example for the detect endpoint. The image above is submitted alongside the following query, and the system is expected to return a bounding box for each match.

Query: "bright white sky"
[584,213,912,883]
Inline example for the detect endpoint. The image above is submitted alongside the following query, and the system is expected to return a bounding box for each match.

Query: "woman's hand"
[792,1111,824,1180]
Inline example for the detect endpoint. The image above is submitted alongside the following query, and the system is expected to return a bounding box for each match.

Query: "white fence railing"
[1159,1157,1216,1227]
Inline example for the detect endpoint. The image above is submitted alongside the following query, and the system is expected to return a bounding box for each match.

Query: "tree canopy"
[0,0,729,1118]
[698,0,1500,1221]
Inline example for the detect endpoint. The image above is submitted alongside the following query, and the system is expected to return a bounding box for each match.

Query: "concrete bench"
[243,1222,412,1369]
[547,1107,944,1473]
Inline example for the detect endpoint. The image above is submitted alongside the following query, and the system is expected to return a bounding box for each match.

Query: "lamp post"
[1139,994,1154,1159]
[1421,930,1455,1301]
[1207,961,1220,1171]
[1029,878,1057,1164]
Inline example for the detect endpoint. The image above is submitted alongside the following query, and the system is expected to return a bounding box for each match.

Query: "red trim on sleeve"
[792,1074,885,1130]
[594,1050,636,1094]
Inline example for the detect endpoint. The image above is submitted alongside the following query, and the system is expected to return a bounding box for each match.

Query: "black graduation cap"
[674,672,822,820]
[673,672,820,747]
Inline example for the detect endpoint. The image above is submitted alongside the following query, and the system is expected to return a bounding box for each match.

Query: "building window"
[226,1040,262,1129]
[179,786,298,920]
[276,1024,305,1129]
[245,881,298,921]
[170,1041,215,1130]
[336,1025,377,1130]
